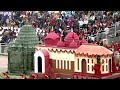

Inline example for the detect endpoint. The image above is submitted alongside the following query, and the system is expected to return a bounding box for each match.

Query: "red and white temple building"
[33,30,120,79]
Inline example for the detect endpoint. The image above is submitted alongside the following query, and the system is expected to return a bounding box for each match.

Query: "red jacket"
[51,18,55,26]
[69,20,73,27]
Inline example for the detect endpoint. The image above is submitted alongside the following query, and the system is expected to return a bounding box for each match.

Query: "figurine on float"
[93,55,102,77]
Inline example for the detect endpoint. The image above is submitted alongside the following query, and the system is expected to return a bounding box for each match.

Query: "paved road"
[0,55,8,73]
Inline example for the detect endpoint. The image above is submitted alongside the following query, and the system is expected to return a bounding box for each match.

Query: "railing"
[0,43,9,55]
[97,21,120,45]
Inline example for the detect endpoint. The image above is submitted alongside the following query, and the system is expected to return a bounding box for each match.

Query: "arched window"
[106,59,107,63]
[62,60,64,69]
[67,61,69,70]
[92,65,94,71]
[59,60,61,69]
[88,59,89,63]
[61,60,62,69]
[102,65,104,71]
[57,60,59,69]
[64,61,66,69]
[102,59,104,64]
[106,65,107,71]
[92,59,93,64]
[78,59,79,70]
[88,65,89,71]
[66,60,68,69]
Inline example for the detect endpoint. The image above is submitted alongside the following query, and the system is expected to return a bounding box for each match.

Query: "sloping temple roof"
[75,45,113,56]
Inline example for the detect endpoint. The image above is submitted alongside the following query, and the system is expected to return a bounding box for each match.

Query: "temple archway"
[81,59,87,73]
[34,51,45,73]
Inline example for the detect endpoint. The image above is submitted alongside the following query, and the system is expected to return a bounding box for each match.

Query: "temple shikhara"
[7,24,120,79]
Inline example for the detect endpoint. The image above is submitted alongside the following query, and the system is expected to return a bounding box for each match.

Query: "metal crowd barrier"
[97,21,120,45]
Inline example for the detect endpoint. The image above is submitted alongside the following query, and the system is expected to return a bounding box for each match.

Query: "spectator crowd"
[0,11,120,46]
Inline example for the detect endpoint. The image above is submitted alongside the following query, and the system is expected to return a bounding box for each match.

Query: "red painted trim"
[36,45,76,50]
[74,72,112,77]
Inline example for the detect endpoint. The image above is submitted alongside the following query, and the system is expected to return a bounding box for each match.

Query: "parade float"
[2,23,120,79]
[31,29,120,79]
[3,10,120,79]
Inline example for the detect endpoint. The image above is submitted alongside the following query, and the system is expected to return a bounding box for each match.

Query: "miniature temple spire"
[82,30,85,40]
[51,26,54,32]
[24,11,29,25]
[71,28,73,32]
[60,35,62,41]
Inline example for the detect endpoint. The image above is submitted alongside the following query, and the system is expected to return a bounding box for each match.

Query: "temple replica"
[8,25,39,74]
[33,29,120,79]
[6,24,120,79]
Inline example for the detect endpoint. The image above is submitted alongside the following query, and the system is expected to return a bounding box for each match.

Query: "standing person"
[99,38,103,46]
[32,21,37,28]
[69,19,73,29]
[51,18,55,27]
[11,29,16,41]
[41,28,46,41]
[83,18,88,29]
[6,18,9,27]
[78,18,84,30]
[37,30,41,41]
[62,29,68,41]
